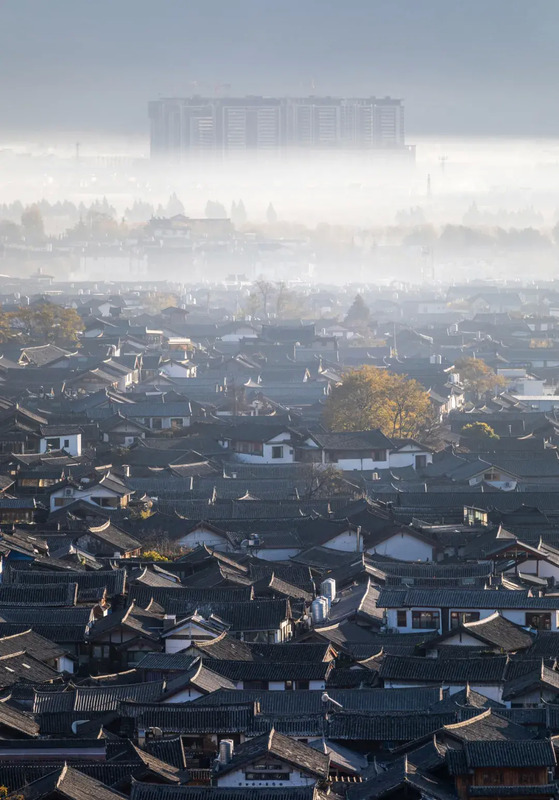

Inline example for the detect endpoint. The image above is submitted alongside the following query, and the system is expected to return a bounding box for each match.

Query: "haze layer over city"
[0,1,558,284]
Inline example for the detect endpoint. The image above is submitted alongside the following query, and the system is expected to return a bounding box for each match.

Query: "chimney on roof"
[122,465,130,478]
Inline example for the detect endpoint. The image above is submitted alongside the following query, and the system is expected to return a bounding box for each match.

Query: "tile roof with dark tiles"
[129,585,253,609]
[0,629,67,663]
[119,700,257,734]
[377,587,559,610]
[33,680,166,714]
[379,655,510,684]
[190,687,444,714]
[201,659,332,684]
[7,764,130,800]
[8,569,127,595]
[0,582,78,607]
[130,787,319,800]
[442,709,533,742]
[429,612,535,652]
[448,739,556,771]
[214,728,330,779]
[161,661,237,697]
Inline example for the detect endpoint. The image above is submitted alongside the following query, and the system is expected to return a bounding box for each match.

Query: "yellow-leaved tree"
[454,357,506,400]
[322,366,430,438]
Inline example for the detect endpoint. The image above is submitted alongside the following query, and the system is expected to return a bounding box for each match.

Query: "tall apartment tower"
[372,97,405,148]
[149,96,411,159]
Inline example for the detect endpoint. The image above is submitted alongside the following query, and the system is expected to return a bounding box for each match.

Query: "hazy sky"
[0,0,556,137]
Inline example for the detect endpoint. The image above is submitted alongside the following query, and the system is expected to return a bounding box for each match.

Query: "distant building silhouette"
[148,96,412,158]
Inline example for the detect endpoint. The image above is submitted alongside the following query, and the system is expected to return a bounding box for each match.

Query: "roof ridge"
[121,604,135,624]
[443,708,492,730]
[56,762,68,788]
[0,629,32,643]
[464,611,500,628]
[89,520,111,532]
[0,650,27,661]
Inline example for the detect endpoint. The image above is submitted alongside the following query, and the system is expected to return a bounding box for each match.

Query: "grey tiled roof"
[191,687,444,714]
[0,582,77,607]
[377,587,559,610]
[129,585,252,609]
[84,521,141,552]
[0,698,39,737]
[187,634,330,663]
[448,739,556,770]
[215,728,329,779]
[12,764,132,800]
[379,655,510,683]
[0,623,88,644]
[0,651,59,685]
[33,680,165,714]
[0,760,180,792]
[0,606,94,627]
[120,700,257,734]
[162,661,236,697]
[8,569,127,596]
[204,659,332,683]
[131,787,318,800]
[144,736,186,770]
[163,599,292,633]
[327,711,457,741]
[502,665,559,701]
[432,613,534,652]
[0,629,66,662]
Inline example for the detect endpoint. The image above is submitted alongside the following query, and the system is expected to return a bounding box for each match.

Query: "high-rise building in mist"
[148,96,412,158]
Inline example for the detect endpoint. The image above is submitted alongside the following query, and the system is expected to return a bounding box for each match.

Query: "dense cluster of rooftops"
[1,280,559,798]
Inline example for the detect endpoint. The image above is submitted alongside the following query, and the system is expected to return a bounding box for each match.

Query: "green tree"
[0,220,21,242]
[461,422,500,441]
[344,294,370,326]
[205,200,227,219]
[231,199,247,227]
[86,210,122,240]
[165,192,185,217]
[124,200,155,224]
[21,205,45,243]
[323,366,431,438]
[454,357,506,400]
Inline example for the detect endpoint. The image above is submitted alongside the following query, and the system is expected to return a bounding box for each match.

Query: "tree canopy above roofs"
[323,365,431,438]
